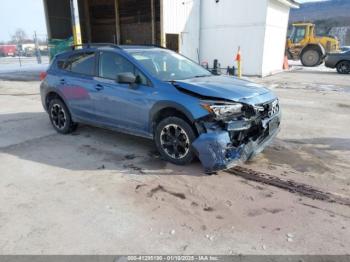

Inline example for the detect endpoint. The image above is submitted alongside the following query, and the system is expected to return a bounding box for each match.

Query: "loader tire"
[301,47,322,67]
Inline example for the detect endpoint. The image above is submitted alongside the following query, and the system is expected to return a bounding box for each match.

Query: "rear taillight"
[40,71,47,81]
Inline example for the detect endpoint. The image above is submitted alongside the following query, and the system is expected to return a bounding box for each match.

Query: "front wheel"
[155,117,196,165]
[336,61,350,74]
[301,48,322,67]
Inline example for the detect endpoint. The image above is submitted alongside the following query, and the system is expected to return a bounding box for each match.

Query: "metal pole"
[16,38,22,67]
[70,0,82,46]
[160,0,165,47]
[84,0,92,42]
[115,0,121,44]
[236,46,242,78]
[34,31,42,64]
[151,0,156,45]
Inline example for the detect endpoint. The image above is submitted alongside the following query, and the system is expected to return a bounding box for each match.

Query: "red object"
[40,71,47,81]
[62,86,90,100]
[235,46,241,62]
[0,45,17,56]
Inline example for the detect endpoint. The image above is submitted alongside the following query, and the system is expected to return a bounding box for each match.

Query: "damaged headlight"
[201,102,243,120]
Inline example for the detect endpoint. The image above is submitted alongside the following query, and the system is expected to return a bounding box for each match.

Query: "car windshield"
[127,49,212,81]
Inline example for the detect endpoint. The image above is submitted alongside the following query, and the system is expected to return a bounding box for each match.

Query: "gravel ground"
[0,65,349,255]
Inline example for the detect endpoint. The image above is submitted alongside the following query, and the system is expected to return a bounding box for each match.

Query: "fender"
[302,43,326,57]
[41,85,70,112]
[149,101,199,133]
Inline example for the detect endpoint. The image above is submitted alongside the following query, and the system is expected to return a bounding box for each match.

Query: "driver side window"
[99,52,149,86]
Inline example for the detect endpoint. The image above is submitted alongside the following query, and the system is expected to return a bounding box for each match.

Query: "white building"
[43,0,299,76]
[162,0,299,76]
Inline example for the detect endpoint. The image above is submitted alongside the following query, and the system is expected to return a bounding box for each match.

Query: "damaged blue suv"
[40,44,281,172]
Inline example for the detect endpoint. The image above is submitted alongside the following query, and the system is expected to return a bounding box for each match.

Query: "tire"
[155,116,196,165]
[336,61,350,74]
[301,48,322,67]
[48,98,77,134]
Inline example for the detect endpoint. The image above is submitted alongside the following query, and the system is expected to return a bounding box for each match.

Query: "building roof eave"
[276,0,300,8]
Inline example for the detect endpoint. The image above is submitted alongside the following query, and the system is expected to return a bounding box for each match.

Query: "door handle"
[95,84,104,91]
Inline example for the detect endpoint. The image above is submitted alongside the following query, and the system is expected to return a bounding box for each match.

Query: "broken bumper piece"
[193,114,281,173]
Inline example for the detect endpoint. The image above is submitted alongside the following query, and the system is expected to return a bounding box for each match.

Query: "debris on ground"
[97,164,105,170]
[287,233,294,242]
[147,185,186,200]
[124,154,136,160]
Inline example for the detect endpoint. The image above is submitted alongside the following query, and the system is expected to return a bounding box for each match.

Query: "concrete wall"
[162,0,200,62]
[163,0,293,76]
[199,0,268,75]
[261,0,290,76]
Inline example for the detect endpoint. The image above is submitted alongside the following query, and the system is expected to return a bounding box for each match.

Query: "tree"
[11,28,28,44]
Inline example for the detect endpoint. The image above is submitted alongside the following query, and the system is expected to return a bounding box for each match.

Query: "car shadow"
[0,112,206,176]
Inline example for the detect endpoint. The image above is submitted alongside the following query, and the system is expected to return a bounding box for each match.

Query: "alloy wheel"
[337,62,350,74]
[160,124,190,159]
[50,104,67,130]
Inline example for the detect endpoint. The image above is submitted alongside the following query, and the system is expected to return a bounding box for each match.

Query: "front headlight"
[201,102,243,119]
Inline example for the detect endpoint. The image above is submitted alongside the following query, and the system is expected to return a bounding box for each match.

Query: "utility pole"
[34,31,42,64]
[70,0,82,46]
[16,37,22,67]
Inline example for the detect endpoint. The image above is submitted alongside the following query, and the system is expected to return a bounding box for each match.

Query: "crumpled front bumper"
[192,113,281,173]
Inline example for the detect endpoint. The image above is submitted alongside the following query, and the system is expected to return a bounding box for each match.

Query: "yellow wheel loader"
[286,23,339,67]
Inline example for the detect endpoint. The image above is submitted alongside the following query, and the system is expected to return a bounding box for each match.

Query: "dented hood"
[175,75,270,102]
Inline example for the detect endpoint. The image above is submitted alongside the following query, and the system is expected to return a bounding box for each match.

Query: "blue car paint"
[192,113,281,172]
[175,75,270,100]
[41,46,281,172]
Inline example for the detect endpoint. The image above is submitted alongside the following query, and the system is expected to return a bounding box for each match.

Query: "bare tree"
[11,28,28,44]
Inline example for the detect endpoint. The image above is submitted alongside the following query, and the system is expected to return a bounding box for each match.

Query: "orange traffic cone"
[283,55,289,70]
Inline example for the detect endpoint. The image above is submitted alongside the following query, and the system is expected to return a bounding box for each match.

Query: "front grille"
[256,99,279,119]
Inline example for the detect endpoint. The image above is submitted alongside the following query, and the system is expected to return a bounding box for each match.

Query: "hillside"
[289,0,350,45]
[290,0,350,22]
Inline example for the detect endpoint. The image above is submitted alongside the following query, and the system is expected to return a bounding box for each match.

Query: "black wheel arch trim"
[149,101,198,134]
[44,88,73,118]
[336,60,350,67]
[301,43,325,57]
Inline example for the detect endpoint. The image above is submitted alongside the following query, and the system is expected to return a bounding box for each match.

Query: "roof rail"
[140,44,167,49]
[71,43,121,50]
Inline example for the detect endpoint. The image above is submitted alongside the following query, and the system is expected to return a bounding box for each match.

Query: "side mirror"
[117,72,136,84]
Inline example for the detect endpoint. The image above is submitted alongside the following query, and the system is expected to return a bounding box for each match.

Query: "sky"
[0,0,328,42]
[0,0,47,42]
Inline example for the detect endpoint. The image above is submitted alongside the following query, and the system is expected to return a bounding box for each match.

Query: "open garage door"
[44,0,161,45]
[119,0,161,45]
[80,0,161,44]
[88,0,117,43]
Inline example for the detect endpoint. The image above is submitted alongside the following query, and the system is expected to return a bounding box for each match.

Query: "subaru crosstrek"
[40,45,281,172]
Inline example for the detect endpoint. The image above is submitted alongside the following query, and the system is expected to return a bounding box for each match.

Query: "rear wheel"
[155,117,196,165]
[301,48,322,67]
[48,98,77,134]
[336,61,350,74]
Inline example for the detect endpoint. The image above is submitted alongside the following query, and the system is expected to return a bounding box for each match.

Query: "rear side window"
[62,52,96,76]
